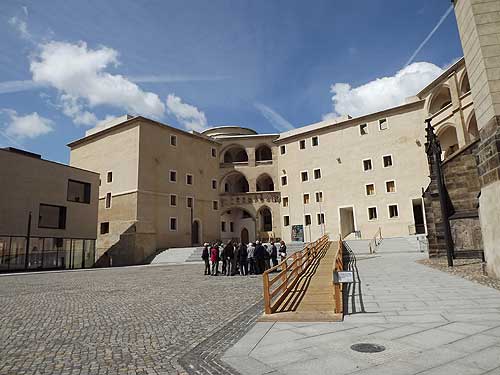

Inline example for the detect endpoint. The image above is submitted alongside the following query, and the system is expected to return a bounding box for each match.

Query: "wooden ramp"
[259,241,342,322]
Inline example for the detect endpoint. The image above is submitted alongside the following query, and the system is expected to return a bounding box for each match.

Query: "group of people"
[201,240,287,276]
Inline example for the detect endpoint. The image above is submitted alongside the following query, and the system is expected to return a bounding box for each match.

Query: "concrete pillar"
[453,0,500,277]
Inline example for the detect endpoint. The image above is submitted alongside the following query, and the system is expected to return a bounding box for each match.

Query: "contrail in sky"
[405,5,454,67]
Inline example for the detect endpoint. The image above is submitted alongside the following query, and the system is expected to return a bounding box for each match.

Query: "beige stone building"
[0,147,99,271]
[67,58,479,266]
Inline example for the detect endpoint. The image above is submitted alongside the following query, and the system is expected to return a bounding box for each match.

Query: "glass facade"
[0,236,95,272]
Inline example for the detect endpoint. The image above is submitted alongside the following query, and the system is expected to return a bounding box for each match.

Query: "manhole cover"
[350,343,386,353]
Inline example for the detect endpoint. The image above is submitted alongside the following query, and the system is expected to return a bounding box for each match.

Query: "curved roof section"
[201,126,258,138]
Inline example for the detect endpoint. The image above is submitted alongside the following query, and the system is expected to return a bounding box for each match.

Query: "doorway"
[339,206,356,238]
[411,199,426,234]
[191,220,200,245]
[241,228,249,244]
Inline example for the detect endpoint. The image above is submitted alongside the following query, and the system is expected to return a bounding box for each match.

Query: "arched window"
[429,86,452,115]
[222,172,250,193]
[460,73,471,96]
[259,207,272,232]
[223,146,248,163]
[437,125,459,159]
[467,112,479,141]
[256,174,274,192]
[255,145,272,162]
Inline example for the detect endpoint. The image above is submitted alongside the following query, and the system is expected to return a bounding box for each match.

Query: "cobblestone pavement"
[0,265,263,375]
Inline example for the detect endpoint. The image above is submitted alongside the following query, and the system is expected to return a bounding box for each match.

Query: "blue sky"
[0,0,463,163]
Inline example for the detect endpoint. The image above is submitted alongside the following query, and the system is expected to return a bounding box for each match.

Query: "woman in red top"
[210,244,219,276]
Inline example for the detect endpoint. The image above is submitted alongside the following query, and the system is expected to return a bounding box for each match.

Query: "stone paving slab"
[223,250,500,374]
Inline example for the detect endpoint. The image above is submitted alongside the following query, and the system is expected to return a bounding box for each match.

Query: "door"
[192,220,200,245]
[241,228,249,244]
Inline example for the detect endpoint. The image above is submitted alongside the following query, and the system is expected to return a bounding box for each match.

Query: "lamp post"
[425,119,454,266]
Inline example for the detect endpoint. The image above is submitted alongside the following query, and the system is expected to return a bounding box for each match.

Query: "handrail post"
[263,272,271,314]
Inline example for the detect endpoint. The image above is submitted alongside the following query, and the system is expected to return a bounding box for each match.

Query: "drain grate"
[350,343,386,353]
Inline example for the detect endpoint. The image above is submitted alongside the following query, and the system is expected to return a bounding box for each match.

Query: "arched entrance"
[241,228,249,244]
[437,125,459,159]
[191,220,200,245]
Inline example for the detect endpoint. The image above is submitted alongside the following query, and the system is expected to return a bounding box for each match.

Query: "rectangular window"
[230,222,234,232]
[301,171,308,182]
[368,207,378,220]
[304,214,311,226]
[312,136,319,146]
[315,191,323,202]
[212,179,217,189]
[379,118,388,130]
[100,222,110,234]
[314,168,321,179]
[107,171,113,183]
[67,179,91,204]
[39,204,66,229]
[169,170,177,182]
[360,124,368,135]
[283,215,290,226]
[283,197,289,207]
[280,145,286,155]
[213,201,219,210]
[170,135,177,146]
[365,184,375,196]
[105,192,112,208]
[299,140,306,149]
[187,197,193,208]
[383,155,393,167]
[303,193,310,204]
[388,204,399,218]
[317,213,325,225]
[363,159,372,171]
[281,175,288,186]
[221,221,226,232]
[170,217,177,231]
[170,194,177,206]
[186,174,193,185]
[386,180,396,193]
[211,147,217,157]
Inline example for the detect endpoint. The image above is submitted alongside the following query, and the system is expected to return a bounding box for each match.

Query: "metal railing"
[262,235,329,315]
[368,227,382,254]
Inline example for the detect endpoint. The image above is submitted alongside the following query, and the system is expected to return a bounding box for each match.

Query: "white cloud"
[254,102,294,132]
[30,41,165,124]
[166,94,207,132]
[9,16,31,39]
[2,110,53,139]
[323,62,444,118]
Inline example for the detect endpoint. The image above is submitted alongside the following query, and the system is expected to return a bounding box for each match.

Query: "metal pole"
[190,205,194,246]
[24,211,32,270]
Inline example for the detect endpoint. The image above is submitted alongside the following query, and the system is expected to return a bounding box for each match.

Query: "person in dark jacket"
[254,241,266,275]
[232,242,240,276]
[264,244,271,271]
[220,243,226,275]
[239,242,248,275]
[224,241,234,277]
[201,242,210,275]
[270,241,278,269]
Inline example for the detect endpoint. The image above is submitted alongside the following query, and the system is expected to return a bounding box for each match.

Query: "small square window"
[317,213,325,225]
[169,170,177,182]
[67,179,91,204]
[281,175,288,186]
[379,118,388,130]
[105,192,112,208]
[213,201,219,210]
[363,159,372,171]
[383,155,393,167]
[211,148,217,157]
[221,221,226,232]
[389,204,399,218]
[312,136,319,146]
[100,222,110,234]
[280,145,286,155]
[303,193,310,204]
[301,171,308,182]
[360,124,368,135]
[315,191,323,202]
[170,135,177,146]
[282,197,289,207]
[187,197,193,208]
[170,194,177,206]
[107,171,113,183]
[170,217,177,231]
[386,180,396,193]
[230,222,234,232]
[186,174,193,185]
[284,215,290,226]
[299,140,306,149]
[368,207,378,220]
[212,179,217,189]
[314,168,321,179]
[365,184,375,196]
[304,214,311,226]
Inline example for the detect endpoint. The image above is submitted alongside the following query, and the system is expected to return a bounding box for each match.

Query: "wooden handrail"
[333,235,344,314]
[368,227,382,254]
[262,235,329,314]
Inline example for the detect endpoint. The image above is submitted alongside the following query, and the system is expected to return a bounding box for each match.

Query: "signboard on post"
[291,225,304,242]
[334,271,354,283]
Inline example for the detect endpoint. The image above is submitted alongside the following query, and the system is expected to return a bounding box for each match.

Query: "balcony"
[220,191,281,208]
